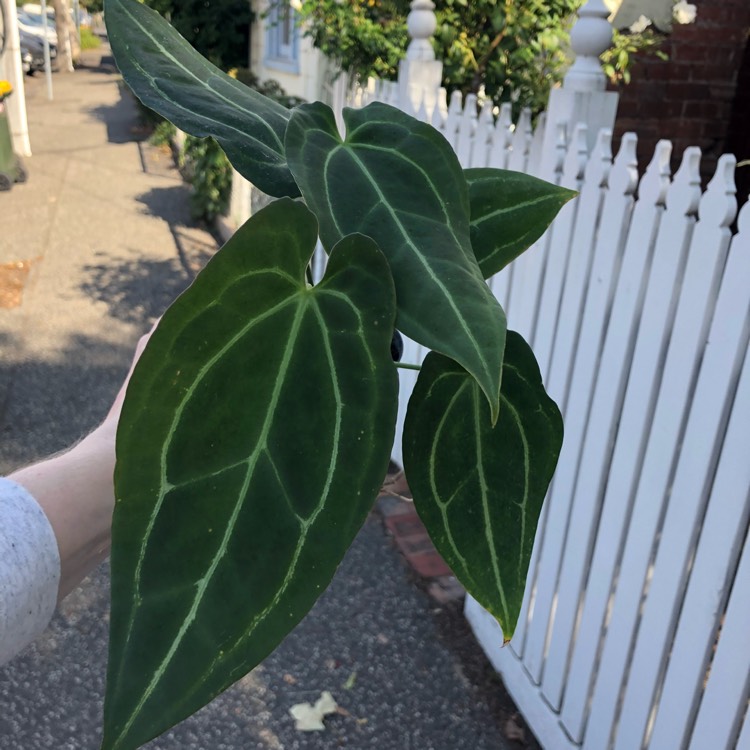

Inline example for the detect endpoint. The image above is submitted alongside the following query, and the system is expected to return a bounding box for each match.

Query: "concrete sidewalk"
[0,48,528,750]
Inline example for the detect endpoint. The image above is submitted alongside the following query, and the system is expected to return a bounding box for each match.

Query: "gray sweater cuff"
[0,478,61,666]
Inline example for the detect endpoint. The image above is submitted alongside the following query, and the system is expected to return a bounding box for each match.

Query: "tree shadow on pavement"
[79,253,192,326]
[0,332,137,473]
[135,185,220,274]
[87,81,145,145]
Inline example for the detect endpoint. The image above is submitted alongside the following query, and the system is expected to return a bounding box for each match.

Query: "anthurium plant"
[102,1,574,747]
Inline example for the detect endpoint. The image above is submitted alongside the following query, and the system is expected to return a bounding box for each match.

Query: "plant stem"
[395,362,422,371]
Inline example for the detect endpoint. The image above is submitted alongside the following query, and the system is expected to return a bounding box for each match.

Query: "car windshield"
[18,10,51,27]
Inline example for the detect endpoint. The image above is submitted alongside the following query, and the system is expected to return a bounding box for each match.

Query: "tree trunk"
[51,0,76,72]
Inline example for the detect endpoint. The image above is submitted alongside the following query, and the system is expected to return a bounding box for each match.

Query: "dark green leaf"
[403,331,563,640]
[466,168,577,278]
[104,0,299,197]
[104,199,398,749]
[285,101,506,421]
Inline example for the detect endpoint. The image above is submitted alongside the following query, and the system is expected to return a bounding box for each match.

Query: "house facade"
[248,1,331,105]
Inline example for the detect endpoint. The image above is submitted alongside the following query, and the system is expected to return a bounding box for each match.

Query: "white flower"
[629,15,652,33]
[673,1,698,25]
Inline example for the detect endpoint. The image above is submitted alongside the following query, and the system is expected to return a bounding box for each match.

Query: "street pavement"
[0,47,525,750]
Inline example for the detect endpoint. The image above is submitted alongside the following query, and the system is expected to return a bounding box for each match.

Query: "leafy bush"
[148,119,176,147]
[181,135,232,223]
[142,0,253,71]
[602,28,669,85]
[293,0,582,114]
[79,26,101,49]
[229,67,307,109]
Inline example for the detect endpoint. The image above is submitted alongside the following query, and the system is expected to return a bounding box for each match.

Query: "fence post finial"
[398,0,443,117]
[406,0,437,62]
[564,0,614,92]
[541,0,619,156]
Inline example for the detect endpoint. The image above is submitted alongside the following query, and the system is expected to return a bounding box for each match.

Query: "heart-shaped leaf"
[403,331,562,640]
[105,0,299,198]
[104,199,398,749]
[466,168,577,278]
[285,101,506,422]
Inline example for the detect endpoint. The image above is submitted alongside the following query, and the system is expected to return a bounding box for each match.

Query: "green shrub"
[149,119,176,147]
[182,135,232,223]
[229,67,306,109]
[79,26,101,50]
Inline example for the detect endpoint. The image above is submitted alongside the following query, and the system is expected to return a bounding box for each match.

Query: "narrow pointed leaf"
[104,199,398,749]
[403,331,563,641]
[285,101,506,421]
[104,0,299,198]
[466,168,577,278]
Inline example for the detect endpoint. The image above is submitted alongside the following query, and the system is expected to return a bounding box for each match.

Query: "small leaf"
[289,691,339,731]
[466,168,577,278]
[285,101,507,421]
[403,331,563,640]
[104,0,299,198]
[104,199,398,749]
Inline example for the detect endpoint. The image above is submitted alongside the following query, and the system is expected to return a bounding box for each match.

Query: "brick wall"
[613,0,750,203]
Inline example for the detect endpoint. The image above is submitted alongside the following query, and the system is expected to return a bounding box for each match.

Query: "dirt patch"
[0,259,37,309]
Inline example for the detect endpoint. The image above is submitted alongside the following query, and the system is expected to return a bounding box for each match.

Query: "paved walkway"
[0,48,529,750]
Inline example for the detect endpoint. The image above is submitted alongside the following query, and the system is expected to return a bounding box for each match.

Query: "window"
[265,1,299,74]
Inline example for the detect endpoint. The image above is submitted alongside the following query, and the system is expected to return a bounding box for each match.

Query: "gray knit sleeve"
[0,478,61,666]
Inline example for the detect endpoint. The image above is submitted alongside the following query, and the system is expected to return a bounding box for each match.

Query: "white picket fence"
[328,79,750,750]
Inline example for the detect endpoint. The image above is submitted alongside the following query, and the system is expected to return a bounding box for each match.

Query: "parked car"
[18,27,57,74]
[16,9,58,46]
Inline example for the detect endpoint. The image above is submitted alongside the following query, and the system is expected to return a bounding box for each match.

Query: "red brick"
[403,549,454,578]
[397,536,436,556]
[384,514,425,539]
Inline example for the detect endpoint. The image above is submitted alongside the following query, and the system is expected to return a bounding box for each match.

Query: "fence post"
[398,0,443,116]
[542,0,619,155]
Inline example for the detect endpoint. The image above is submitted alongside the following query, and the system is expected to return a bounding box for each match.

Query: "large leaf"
[285,101,506,422]
[402,331,562,640]
[466,168,577,278]
[104,0,299,198]
[103,199,398,749]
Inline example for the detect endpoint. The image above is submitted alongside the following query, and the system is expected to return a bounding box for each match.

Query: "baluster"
[443,90,463,149]
[455,93,477,167]
[471,100,495,168]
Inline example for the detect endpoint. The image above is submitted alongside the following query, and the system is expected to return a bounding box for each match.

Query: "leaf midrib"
[112,282,301,730]
[202,299,347,681]
[501,365,533,585]
[471,193,563,228]
[341,147,491,387]
[115,0,286,152]
[471,387,512,628]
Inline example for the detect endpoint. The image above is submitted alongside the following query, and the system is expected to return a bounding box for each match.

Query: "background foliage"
[292,0,673,112]
[295,0,583,114]
[141,0,253,70]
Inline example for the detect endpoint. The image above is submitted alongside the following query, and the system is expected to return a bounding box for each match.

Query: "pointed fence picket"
[558,145,703,742]
[579,154,739,750]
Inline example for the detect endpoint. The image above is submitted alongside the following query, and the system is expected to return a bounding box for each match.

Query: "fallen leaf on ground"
[342,671,357,690]
[289,691,339,731]
[504,713,526,743]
